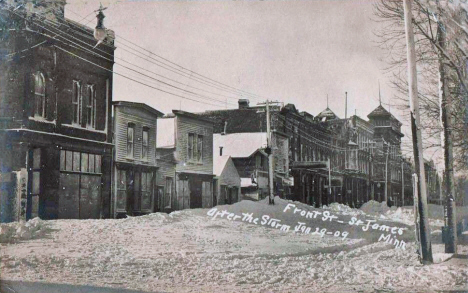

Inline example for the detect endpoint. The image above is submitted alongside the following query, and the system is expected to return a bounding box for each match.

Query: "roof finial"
[327,94,329,108]
[378,80,382,105]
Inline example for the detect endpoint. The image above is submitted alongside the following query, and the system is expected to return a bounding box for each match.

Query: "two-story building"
[0,1,115,221]
[156,110,214,211]
[112,101,163,218]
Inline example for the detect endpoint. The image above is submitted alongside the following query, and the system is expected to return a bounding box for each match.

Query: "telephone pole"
[401,160,405,206]
[438,19,457,254]
[403,0,433,263]
[383,139,389,206]
[266,100,275,205]
[328,158,332,202]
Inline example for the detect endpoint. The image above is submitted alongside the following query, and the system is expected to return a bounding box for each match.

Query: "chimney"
[238,99,250,109]
[221,120,227,135]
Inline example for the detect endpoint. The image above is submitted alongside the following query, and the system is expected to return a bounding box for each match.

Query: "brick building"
[0,0,115,221]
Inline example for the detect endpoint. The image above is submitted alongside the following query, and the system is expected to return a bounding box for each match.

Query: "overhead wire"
[55,44,227,108]
[48,5,267,102]
[12,5,259,106]
[3,5,238,108]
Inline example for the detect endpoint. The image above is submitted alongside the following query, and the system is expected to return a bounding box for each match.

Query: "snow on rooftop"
[213,155,231,177]
[157,118,175,148]
[241,177,255,187]
[214,132,267,158]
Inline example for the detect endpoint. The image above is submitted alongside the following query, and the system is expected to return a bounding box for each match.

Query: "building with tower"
[367,104,405,206]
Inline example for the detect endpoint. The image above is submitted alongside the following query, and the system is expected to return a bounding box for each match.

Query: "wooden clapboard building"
[213,155,241,205]
[156,110,214,212]
[112,101,163,218]
[0,1,115,221]
[213,132,270,201]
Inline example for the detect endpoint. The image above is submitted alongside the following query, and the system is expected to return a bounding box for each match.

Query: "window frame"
[127,123,135,158]
[188,133,194,161]
[142,127,149,160]
[59,150,102,175]
[72,80,82,125]
[187,133,203,163]
[86,84,96,129]
[34,72,46,118]
[197,134,203,163]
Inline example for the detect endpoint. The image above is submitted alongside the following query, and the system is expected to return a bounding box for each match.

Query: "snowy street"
[1,198,468,293]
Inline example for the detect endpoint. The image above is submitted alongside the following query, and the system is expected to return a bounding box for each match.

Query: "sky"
[65,0,396,116]
[64,0,426,160]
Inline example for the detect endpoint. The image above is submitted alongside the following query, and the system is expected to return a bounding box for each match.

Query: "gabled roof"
[173,110,213,124]
[317,107,339,121]
[213,155,232,177]
[113,101,164,117]
[367,104,391,118]
[214,133,267,158]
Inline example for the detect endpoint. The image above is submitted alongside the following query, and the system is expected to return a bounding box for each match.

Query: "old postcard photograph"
[1,0,468,292]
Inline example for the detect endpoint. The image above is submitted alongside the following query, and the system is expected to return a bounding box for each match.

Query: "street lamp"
[93,4,108,48]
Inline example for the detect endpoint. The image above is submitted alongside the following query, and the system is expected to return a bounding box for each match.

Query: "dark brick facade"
[0,2,115,221]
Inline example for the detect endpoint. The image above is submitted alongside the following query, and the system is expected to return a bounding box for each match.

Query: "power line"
[15,5,263,104]
[33,5,269,102]
[55,45,227,109]
[4,6,238,108]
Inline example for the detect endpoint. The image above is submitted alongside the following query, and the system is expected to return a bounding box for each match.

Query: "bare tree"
[374,0,468,174]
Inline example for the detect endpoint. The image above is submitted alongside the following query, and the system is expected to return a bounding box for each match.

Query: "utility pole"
[266,100,275,205]
[328,157,332,202]
[384,139,389,206]
[402,160,405,206]
[438,19,458,254]
[403,0,433,263]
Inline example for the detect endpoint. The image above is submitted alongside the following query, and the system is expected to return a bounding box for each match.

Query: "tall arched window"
[86,85,96,128]
[34,72,46,118]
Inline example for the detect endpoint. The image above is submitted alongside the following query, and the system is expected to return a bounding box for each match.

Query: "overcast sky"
[64,0,426,158]
[65,0,397,114]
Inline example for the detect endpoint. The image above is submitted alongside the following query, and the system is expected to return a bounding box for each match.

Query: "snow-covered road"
[1,198,467,293]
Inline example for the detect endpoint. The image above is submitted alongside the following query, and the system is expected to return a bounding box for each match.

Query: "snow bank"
[360,200,390,215]
[323,202,365,217]
[0,218,48,243]
[1,199,467,293]
[360,200,468,227]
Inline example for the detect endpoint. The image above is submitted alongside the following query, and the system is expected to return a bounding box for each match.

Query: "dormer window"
[34,72,46,118]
